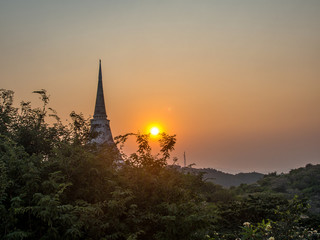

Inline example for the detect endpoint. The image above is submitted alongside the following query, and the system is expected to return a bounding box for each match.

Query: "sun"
[150,127,160,136]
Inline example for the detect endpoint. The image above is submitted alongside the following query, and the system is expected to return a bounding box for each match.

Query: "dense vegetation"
[0,89,319,239]
[233,164,320,225]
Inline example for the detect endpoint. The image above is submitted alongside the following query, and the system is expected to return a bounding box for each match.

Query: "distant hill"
[239,163,320,213]
[175,166,264,188]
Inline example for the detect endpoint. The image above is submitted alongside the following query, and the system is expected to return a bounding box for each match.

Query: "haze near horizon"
[1,0,319,173]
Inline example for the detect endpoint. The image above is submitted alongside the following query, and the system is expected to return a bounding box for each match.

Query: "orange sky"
[1,1,320,173]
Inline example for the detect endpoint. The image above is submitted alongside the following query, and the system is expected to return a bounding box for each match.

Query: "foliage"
[0,89,213,239]
[207,197,319,240]
[0,89,319,239]
[232,163,320,229]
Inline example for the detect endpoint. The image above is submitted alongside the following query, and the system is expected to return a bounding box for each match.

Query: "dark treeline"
[0,89,319,240]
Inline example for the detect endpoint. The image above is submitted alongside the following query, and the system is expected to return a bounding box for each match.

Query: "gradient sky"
[1,0,320,173]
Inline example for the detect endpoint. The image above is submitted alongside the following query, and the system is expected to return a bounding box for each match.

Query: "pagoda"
[90,60,115,145]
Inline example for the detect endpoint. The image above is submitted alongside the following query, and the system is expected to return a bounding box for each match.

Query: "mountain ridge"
[171,166,265,187]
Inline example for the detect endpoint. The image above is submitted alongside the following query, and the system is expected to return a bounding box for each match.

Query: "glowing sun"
[150,127,160,136]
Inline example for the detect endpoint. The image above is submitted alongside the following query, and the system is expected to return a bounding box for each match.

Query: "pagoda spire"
[90,60,114,145]
[93,59,107,118]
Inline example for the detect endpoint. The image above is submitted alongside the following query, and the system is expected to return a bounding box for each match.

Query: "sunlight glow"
[150,127,160,136]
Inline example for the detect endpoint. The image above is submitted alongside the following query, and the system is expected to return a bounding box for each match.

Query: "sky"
[1,0,320,173]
